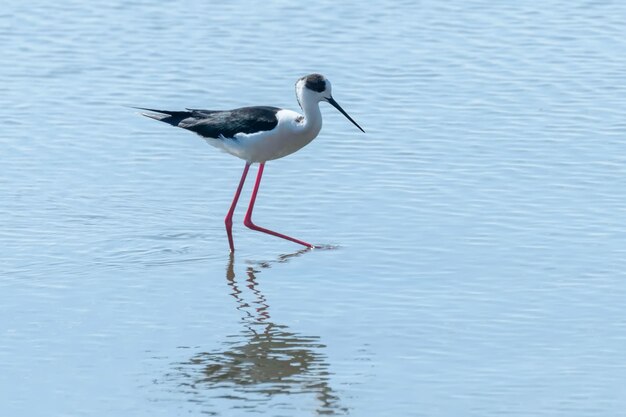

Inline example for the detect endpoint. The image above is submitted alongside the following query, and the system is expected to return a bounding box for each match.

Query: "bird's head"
[295,73,365,133]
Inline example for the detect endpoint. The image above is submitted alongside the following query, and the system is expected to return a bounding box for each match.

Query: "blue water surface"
[2,1,626,416]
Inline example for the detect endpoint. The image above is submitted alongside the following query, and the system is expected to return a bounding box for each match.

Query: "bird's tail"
[132,107,192,126]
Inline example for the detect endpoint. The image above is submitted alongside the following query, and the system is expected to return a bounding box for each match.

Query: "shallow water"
[2,1,626,416]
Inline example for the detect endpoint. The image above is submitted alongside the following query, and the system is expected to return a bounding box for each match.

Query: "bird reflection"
[171,251,346,415]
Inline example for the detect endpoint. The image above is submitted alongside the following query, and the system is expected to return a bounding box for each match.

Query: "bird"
[136,73,364,252]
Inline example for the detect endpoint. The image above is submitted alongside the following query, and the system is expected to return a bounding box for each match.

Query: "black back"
[138,106,280,139]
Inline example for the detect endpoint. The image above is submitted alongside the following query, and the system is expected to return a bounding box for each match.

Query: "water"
[2,1,626,415]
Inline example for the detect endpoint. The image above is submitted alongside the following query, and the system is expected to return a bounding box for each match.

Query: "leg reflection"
[172,251,347,415]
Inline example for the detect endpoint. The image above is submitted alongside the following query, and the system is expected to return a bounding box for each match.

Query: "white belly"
[206,109,322,163]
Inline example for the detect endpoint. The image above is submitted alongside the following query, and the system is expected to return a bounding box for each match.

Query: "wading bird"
[137,74,364,252]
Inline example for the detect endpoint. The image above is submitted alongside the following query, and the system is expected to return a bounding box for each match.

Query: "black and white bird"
[137,73,364,252]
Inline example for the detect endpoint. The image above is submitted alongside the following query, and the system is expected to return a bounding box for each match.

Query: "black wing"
[136,106,280,139]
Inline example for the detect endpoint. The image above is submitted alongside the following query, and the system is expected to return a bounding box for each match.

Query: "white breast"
[213,109,322,163]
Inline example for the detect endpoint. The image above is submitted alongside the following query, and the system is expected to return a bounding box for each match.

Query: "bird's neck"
[301,98,322,135]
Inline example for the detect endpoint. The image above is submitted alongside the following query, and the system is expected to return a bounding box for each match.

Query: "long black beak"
[327,97,365,133]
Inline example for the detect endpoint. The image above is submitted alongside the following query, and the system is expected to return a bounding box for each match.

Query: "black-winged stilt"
[137,74,364,252]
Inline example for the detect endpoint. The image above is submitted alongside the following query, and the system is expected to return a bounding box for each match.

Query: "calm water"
[2,1,626,416]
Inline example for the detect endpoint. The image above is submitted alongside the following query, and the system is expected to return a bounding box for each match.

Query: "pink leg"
[225,163,251,252]
[243,163,313,248]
